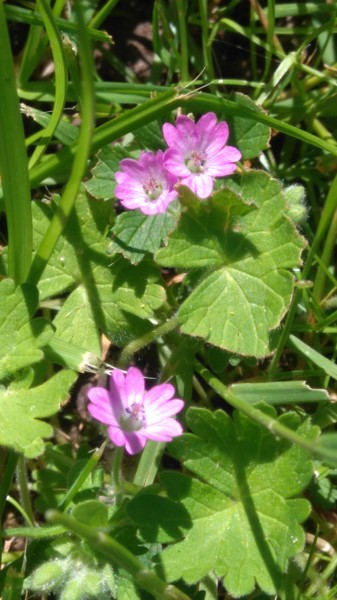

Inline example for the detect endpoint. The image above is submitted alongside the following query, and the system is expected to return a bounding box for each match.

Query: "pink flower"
[87,367,184,455]
[163,112,241,199]
[115,150,178,215]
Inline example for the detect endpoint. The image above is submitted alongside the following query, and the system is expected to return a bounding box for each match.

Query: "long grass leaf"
[28,0,94,285]
[0,3,32,283]
[28,0,68,169]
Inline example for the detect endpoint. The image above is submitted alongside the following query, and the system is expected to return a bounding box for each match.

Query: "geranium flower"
[87,367,184,455]
[115,150,178,215]
[163,112,241,199]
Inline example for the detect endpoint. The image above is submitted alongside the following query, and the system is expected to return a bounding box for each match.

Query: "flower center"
[143,177,163,201]
[185,150,207,173]
[119,402,145,432]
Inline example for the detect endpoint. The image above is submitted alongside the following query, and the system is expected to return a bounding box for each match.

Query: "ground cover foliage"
[1,1,337,598]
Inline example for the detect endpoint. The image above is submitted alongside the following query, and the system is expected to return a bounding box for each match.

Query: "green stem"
[194,360,317,453]
[58,442,106,511]
[89,0,120,29]
[47,510,192,600]
[133,442,165,487]
[28,0,94,286]
[6,495,34,528]
[0,1,32,283]
[0,450,19,565]
[267,288,301,378]
[198,0,215,89]
[312,208,337,304]
[119,316,179,368]
[28,87,180,190]
[269,172,337,375]
[16,455,34,526]
[176,0,189,81]
[112,446,123,494]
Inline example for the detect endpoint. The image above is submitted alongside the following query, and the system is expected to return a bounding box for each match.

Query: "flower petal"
[195,112,217,144]
[145,418,183,441]
[109,369,127,419]
[107,425,127,447]
[182,173,214,198]
[202,122,229,155]
[87,394,119,427]
[163,117,196,152]
[117,158,145,179]
[146,399,185,425]
[123,431,147,454]
[143,383,175,408]
[163,149,191,178]
[124,367,145,407]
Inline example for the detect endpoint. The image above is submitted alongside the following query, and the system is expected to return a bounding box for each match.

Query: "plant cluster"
[1,1,337,600]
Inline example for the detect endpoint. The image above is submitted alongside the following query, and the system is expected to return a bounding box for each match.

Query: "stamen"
[143,177,163,200]
[120,402,146,432]
[186,151,207,173]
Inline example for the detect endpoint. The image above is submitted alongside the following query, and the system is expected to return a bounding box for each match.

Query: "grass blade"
[0,2,32,283]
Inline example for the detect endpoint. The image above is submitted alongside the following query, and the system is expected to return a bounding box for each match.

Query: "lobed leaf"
[85,145,132,200]
[225,92,271,159]
[109,202,179,265]
[0,371,76,457]
[157,172,306,357]
[156,406,315,596]
[0,280,53,379]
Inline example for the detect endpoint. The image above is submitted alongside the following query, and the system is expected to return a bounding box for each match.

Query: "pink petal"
[207,163,238,178]
[162,122,180,147]
[115,181,146,202]
[125,367,145,407]
[109,370,127,418]
[145,418,183,441]
[107,425,127,447]
[206,148,241,176]
[195,112,217,140]
[182,173,214,198]
[143,383,175,408]
[87,399,119,427]
[119,197,148,210]
[164,118,198,155]
[209,145,242,164]
[117,158,145,179]
[138,195,175,215]
[123,431,147,455]
[202,122,229,155]
[87,386,110,406]
[146,399,185,425]
[164,149,191,177]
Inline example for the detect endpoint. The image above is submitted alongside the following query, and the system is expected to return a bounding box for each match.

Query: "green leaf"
[157,407,314,597]
[24,561,65,593]
[226,93,271,159]
[72,500,109,528]
[84,144,129,200]
[108,257,166,318]
[157,185,256,268]
[314,434,337,468]
[54,257,166,348]
[133,119,167,151]
[109,202,179,265]
[53,286,101,355]
[32,200,79,300]
[127,494,192,543]
[157,172,306,357]
[0,370,76,457]
[31,191,162,346]
[0,280,53,380]
[23,104,79,146]
[230,381,330,405]
[289,334,337,380]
